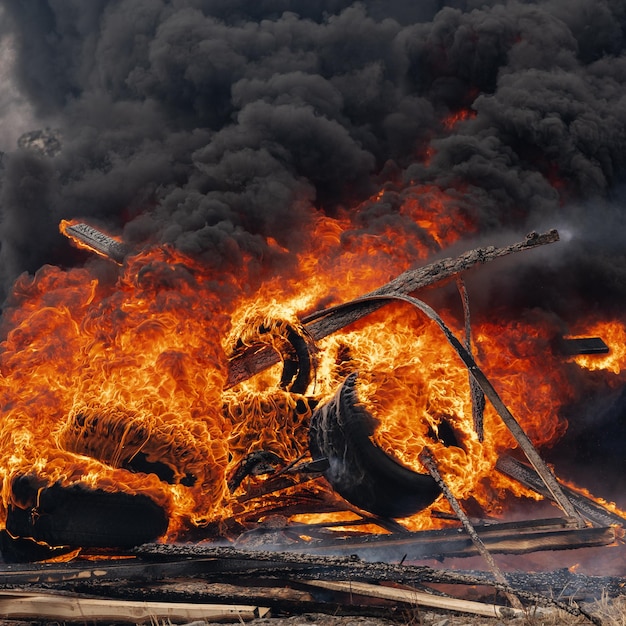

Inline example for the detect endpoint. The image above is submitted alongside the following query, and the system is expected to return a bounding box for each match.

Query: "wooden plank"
[302,580,526,619]
[136,520,616,561]
[72,580,406,620]
[0,557,217,587]
[285,516,582,552]
[0,591,269,623]
[418,446,523,610]
[496,455,626,528]
[290,524,616,559]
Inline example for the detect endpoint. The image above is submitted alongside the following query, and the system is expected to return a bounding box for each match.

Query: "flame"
[308,305,577,528]
[0,184,624,549]
[570,321,626,375]
[0,246,239,536]
[442,109,477,130]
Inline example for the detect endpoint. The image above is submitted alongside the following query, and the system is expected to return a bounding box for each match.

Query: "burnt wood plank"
[0,591,267,623]
[496,455,626,527]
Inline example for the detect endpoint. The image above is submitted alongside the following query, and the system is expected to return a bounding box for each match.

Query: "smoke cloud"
[0,0,625,320]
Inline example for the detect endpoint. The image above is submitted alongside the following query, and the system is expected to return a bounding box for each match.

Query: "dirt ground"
[203,606,609,626]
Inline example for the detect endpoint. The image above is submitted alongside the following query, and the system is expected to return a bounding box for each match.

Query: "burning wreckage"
[0,220,624,620]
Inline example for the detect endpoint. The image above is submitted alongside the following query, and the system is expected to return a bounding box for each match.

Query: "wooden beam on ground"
[0,547,612,621]
[302,580,526,619]
[284,517,616,560]
[0,590,269,623]
[0,557,231,587]
[136,519,616,562]
[226,230,560,388]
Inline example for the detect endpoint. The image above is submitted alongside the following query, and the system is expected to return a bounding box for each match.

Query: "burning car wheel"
[228,317,317,394]
[309,372,442,518]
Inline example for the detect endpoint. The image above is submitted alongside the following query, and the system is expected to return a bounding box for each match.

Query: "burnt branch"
[419,446,523,610]
[226,229,560,388]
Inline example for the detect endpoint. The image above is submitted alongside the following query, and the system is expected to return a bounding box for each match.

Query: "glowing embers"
[309,372,442,519]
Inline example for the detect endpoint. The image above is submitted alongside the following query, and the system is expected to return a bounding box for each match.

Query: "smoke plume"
[0,0,625,320]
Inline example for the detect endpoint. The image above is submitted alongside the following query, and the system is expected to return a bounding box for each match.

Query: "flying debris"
[60,221,130,264]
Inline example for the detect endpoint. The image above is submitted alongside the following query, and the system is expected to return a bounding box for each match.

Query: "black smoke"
[0,0,625,321]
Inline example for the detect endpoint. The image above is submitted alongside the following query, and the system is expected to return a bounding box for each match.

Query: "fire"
[570,321,626,375]
[308,303,576,529]
[0,185,624,553]
[0,246,238,536]
[442,108,477,130]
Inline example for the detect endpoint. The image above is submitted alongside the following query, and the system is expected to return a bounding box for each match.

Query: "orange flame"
[0,185,624,547]
[443,109,477,130]
[570,321,626,375]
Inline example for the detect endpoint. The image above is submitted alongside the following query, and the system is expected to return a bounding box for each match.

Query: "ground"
[204,609,600,626]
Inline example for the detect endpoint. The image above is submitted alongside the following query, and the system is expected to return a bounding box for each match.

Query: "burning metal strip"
[558,337,609,356]
[60,221,130,264]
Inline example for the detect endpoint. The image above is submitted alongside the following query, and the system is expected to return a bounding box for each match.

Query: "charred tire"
[5,482,168,553]
[231,319,317,394]
[309,372,441,518]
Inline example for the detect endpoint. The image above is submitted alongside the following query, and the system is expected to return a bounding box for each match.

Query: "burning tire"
[229,317,317,394]
[309,372,441,518]
[3,479,168,561]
